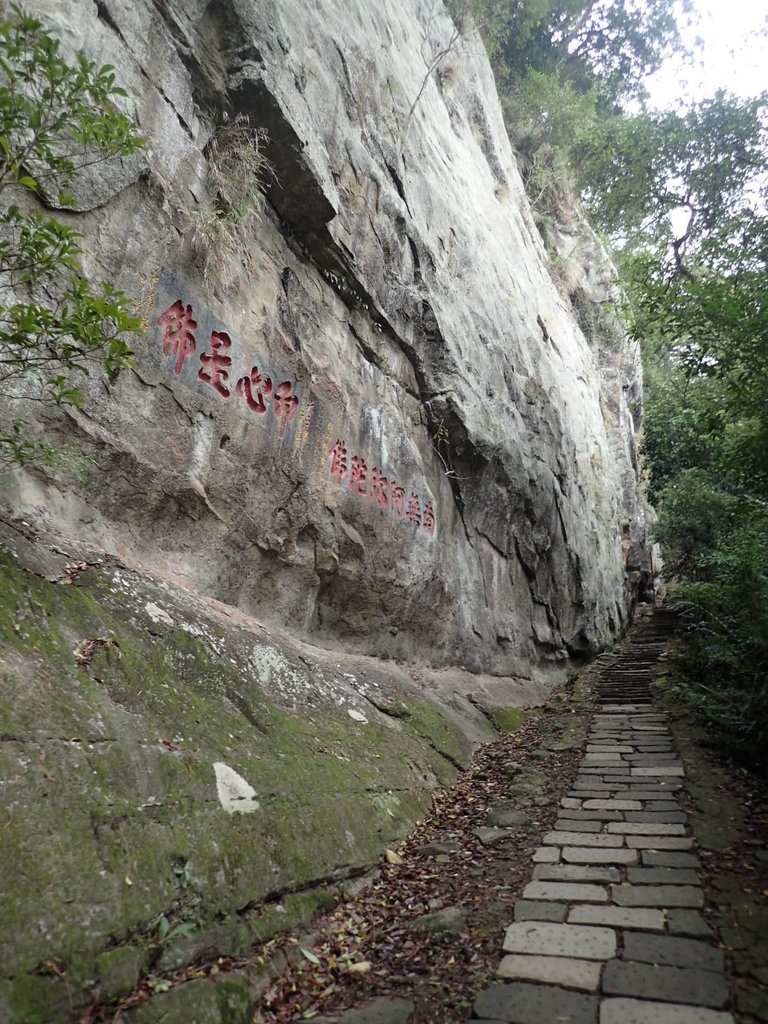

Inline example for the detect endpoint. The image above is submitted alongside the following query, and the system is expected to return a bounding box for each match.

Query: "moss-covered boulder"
[0,522,490,1020]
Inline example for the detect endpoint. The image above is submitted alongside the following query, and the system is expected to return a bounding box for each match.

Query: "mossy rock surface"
[0,528,485,1019]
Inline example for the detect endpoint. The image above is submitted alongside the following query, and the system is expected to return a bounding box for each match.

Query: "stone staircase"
[471,608,735,1024]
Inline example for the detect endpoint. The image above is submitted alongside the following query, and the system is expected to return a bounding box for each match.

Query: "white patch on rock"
[213,762,260,814]
[144,602,174,626]
[347,709,368,723]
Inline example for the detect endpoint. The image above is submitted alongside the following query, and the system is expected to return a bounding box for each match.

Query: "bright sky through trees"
[645,1,768,106]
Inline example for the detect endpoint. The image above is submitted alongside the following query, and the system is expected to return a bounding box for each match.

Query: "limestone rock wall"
[0,1,652,1016]
[3,0,646,677]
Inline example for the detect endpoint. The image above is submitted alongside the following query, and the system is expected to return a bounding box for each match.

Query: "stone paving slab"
[606,822,687,835]
[497,954,602,991]
[625,811,687,824]
[626,836,694,850]
[557,809,625,821]
[600,998,735,1023]
[544,831,625,847]
[582,799,642,810]
[513,900,567,923]
[602,960,729,1008]
[563,847,638,865]
[626,867,701,886]
[533,863,622,883]
[502,922,617,959]
[611,884,704,908]
[532,846,559,863]
[642,851,701,869]
[522,881,609,903]
[621,933,725,971]
[474,983,598,1024]
[553,819,605,833]
[568,904,666,931]
[668,909,712,937]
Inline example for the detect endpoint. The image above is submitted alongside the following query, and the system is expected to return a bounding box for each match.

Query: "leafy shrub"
[0,3,143,468]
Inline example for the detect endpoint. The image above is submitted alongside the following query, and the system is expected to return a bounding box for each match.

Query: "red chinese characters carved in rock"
[405,493,421,527]
[390,483,405,519]
[198,330,232,398]
[327,440,436,536]
[370,467,389,509]
[236,366,272,414]
[329,439,348,484]
[422,501,436,535]
[349,454,367,494]
[273,381,300,439]
[157,300,197,375]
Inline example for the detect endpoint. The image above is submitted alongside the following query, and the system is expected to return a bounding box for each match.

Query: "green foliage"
[501,67,600,209]
[0,4,143,467]
[190,113,272,293]
[577,91,768,261]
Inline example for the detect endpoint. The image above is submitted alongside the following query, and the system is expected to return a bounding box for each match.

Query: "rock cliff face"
[5,0,645,672]
[0,0,649,1017]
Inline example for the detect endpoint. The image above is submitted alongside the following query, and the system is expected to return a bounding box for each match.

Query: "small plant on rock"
[189,113,273,293]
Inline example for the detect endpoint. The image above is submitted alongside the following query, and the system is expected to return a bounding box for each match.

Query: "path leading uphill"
[471,613,735,1023]
[472,717,731,1023]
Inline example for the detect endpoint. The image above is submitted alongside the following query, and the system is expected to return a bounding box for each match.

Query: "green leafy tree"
[0,4,144,467]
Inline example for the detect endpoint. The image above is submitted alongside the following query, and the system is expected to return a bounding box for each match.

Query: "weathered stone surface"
[533,846,561,863]
[411,906,467,934]
[626,868,701,886]
[497,954,602,991]
[475,826,516,846]
[602,960,728,1008]
[624,812,687,824]
[544,832,624,847]
[7,0,646,686]
[522,881,609,903]
[554,819,605,833]
[626,836,694,850]
[486,806,529,828]
[558,809,625,822]
[607,823,687,836]
[583,800,642,810]
[474,982,598,1024]
[621,933,724,971]
[568,905,665,931]
[563,847,638,865]
[503,922,617,960]
[514,901,568,923]
[1,0,651,1010]
[600,998,735,1024]
[415,841,462,857]
[642,852,701,869]
[533,864,621,883]
[668,910,712,937]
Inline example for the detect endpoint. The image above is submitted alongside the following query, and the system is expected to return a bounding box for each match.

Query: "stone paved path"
[471,691,735,1023]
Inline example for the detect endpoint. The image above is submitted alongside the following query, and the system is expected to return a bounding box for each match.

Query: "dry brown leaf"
[385,849,403,865]
[345,961,371,974]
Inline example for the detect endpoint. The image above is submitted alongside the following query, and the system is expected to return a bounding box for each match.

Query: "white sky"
[645,0,768,107]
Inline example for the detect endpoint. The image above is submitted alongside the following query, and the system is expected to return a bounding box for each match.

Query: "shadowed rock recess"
[0,0,651,1019]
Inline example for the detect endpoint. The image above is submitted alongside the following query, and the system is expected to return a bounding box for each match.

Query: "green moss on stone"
[0,544,474,1019]
[488,706,528,733]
